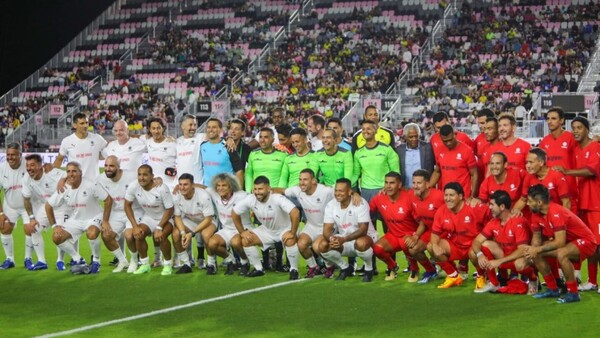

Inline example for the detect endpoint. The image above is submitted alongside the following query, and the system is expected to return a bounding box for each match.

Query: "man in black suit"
[397,123,435,188]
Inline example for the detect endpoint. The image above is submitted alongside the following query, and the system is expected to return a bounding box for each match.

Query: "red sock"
[407,255,419,272]
[588,260,598,285]
[518,267,537,281]
[458,259,469,273]
[373,245,396,270]
[418,258,436,273]
[543,274,558,290]
[546,257,560,279]
[439,260,457,276]
[487,269,499,286]
[566,281,578,294]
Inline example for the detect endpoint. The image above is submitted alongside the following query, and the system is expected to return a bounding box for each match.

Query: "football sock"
[118,235,125,255]
[57,247,65,263]
[305,256,317,268]
[207,254,217,266]
[566,281,578,294]
[58,241,81,262]
[439,260,457,276]
[543,274,558,290]
[321,250,348,270]
[419,258,436,273]
[89,238,101,262]
[110,248,126,263]
[178,252,190,266]
[487,268,499,286]
[407,255,418,271]
[243,246,263,271]
[223,253,234,264]
[588,259,598,285]
[31,231,46,263]
[357,248,374,271]
[24,235,33,259]
[1,234,14,261]
[373,245,396,270]
[285,244,300,271]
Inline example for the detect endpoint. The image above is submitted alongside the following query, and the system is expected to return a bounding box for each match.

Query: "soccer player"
[22,154,66,270]
[326,117,351,150]
[279,128,319,188]
[554,117,600,292]
[351,105,395,152]
[275,124,294,154]
[143,117,178,191]
[46,162,112,274]
[473,152,525,206]
[470,190,536,294]
[429,111,475,156]
[479,117,500,172]
[176,114,205,184]
[97,156,140,273]
[102,119,146,172]
[319,178,378,282]
[227,118,252,167]
[524,184,597,303]
[244,128,288,192]
[124,165,175,275]
[397,123,435,188]
[408,169,444,284]
[172,174,216,274]
[53,112,106,179]
[474,109,496,161]
[487,113,531,171]
[277,169,334,278]
[201,118,244,187]
[352,119,400,202]
[316,128,353,187]
[430,125,478,199]
[307,114,325,151]
[428,183,490,288]
[232,176,301,279]
[205,173,253,276]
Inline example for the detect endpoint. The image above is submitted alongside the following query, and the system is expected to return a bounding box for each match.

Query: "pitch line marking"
[36,279,308,338]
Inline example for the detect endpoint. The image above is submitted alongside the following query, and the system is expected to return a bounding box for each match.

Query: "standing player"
[53,113,106,179]
[319,178,378,282]
[326,117,351,151]
[429,112,476,156]
[473,152,525,206]
[474,109,496,162]
[201,118,244,187]
[524,184,597,303]
[102,120,146,172]
[479,117,500,174]
[487,114,531,171]
[124,165,175,275]
[279,128,319,188]
[46,162,112,273]
[307,114,325,151]
[232,176,301,279]
[227,118,252,167]
[176,114,205,184]
[351,105,395,152]
[143,117,178,191]
[316,128,353,187]
[245,128,288,192]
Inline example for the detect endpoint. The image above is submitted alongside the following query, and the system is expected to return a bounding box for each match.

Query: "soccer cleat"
[418,271,438,284]
[556,278,567,294]
[408,270,419,283]
[532,288,560,299]
[31,261,48,271]
[246,269,265,277]
[474,281,498,294]
[133,264,151,275]
[402,266,410,273]
[0,259,15,270]
[127,260,139,274]
[109,256,119,266]
[224,262,235,275]
[323,266,335,279]
[161,265,173,276]
[578,282,598,292]
[362,270,374,282]
[289,269,299,280]
[56,261,66,271]
[206,265,217,275]
[475,275,486,290]
[437,275,463,289]
[385,265,400,281]
[197,258,206,270]
[275,264,290,273]
[557,292,581,304]
[112,261,129,273]
[151,258,162,268]
[89,262,101,274]
[176,264,192,274]
[70,264,91,275]
[68,258,86,266]
[336,266,354,281]
[24,258,33,270]
[239,263,250,276]
[355,265,366,275]
[527,281,539,295]
[459,272,469,281]
[305,267,319,279]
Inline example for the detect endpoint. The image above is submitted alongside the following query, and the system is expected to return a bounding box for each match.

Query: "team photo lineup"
[1,103,599,306]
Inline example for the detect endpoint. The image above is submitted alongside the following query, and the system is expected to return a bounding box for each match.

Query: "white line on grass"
[36,279,308,338]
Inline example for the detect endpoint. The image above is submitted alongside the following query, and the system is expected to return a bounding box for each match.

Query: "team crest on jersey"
[268,205,272,209]
[561,142,568,149]
[510,184,517,191]
[348,210,352,216]
[515,148,521,154]
[163,147,167,151]
[196,202,201,207]
[83,191,87,196]
[90,141,94,146]
[456,153,462,160]
[398,207,404,214]
[429,204,435,210]
[464,216,471,223]
[548,183,554,189]
[316,198,321,203]
[128,146,132,151]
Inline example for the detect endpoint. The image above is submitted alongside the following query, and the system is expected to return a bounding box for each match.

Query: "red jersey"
[530,202,596,244]
[474,133,489,158]
[430,131,475,157]
[434,142,477,198]
[409,188,444,229]
[522,170,572,209]
[574,141,600,211]
[478,167,525,204]
[432,202,491,249]
[539,131,577,169]
[488,138,531,171]
[480,216,530,255]
[369,190,418,237]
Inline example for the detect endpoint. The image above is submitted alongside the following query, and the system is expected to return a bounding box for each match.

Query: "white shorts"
[251,225,291,251]
[214,228,243,250]
[110,211,142,239]
[3,202,29,225]
[62,216,103,240]
[300,223,322,241]
[138,214,165,232]
[340,231,378,257]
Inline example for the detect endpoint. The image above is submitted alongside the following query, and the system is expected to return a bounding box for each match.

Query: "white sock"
[58,241,81,262]
[223,253,234,264]
[89,238,101,262]
[286,244,300,271]
[305,256,317,268]
[163,259,172,267]
[56,247,65,262]
[1,234,14,261]
[177,252,190,266]
[243,246,263,271]
[129,251,139,263]
[154,246,162,261]
[140,256,149,265]
[31,231,46,263]
[321,250,348,269]
[207,255,217,266]
[357,248,373,271]
[240,258,249,265]
[110,248,126,263]
[25,235,33,259]
[118,235,125,255]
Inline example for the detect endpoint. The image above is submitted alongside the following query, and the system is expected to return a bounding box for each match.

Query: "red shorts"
[572,238,598,261]
[419,230,431,244]
[381,233,409,254]
[499,262,516,271]
[446,240,470,261]
[582,210,600,243]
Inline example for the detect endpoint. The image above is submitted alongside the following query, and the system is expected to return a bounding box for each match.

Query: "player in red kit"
[487,114,531,171]
[430,112,475,156]
[473,152,525,207]
[474,109,496,178]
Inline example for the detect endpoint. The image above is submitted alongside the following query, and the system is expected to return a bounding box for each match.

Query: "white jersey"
[143,136,177,188]
[310,135,323,151]
[102,137,146,172]
[177,133,205,184]
[97,170,141,214]
[0,160,27,210]
[58,132,107,179]
[22,169,64,210]
[207,188,252,231]
[323,197,376,236]
[47,178,107,220]
[285,184,333,228]
[173,187,214,223]
[125,181,174,220]
[233,193,295,231]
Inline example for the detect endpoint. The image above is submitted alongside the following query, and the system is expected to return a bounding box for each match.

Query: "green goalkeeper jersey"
[278,150,319,188]
[316,147,353,187]
[352,142,400,189]
[245,148,288,191]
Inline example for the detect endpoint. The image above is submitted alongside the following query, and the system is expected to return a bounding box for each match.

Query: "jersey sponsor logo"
[398,207,404,214]
[429,204,435,211]
[548,182,554,189]
[76,153,93,159]
[456,153,462,160]
[510,184,517,191]
[464,216,471,223]
[561,142,568,149]
[515,148,521,154]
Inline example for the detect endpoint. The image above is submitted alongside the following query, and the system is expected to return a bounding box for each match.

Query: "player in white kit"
[319,178,378,282]
[124,164,175,275]
[205,173,253,276]
[143,117,178,191]
[46,162,113,274]
[0,143,31,270]
[53,113,106,179]
[102,120,146,172]
[98,156,142,273]
[22,154,67,271]
[172,174,215,274]
[232,176,301,279]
